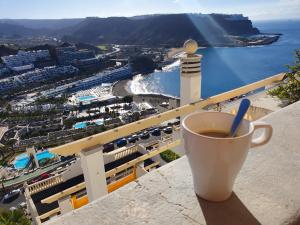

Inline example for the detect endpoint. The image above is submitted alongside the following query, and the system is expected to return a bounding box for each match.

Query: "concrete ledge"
[46,102,300,225]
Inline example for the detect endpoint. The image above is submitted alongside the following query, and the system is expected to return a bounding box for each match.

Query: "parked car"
[151,128,161,136]
[2,189,20,203]
[103,143,115,153]
[140,132,150,140]
[163,127,173,134]
[29,173,50,184]
[19,202,27,208]
[116,138,127,148]
[128,135,139,143]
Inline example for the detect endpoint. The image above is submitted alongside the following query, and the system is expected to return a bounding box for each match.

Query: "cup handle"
[250,121,273,148]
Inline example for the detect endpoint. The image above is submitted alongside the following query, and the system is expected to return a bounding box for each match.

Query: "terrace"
[23,41,299,225]
[45,101,300,225]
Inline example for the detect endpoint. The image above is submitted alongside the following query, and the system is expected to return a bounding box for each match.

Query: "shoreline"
[112,79,132,97]
[112,78,179,105]
[112,34,281,102]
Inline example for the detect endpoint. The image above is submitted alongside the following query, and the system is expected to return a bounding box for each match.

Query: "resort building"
[1,50,51,70]
[0,63,10,77]
[56,46,96,65]
[41,65,132,97]
[0,66,79,94]
[72,65,132,91]
[72,57,101,70]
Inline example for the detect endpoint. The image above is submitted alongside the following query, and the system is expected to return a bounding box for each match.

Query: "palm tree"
[0,209,31,225]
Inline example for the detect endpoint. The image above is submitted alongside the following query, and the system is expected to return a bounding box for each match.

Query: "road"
[0,192,26,210]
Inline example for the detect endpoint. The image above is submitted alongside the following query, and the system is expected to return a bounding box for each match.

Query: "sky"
[0,0,299,21]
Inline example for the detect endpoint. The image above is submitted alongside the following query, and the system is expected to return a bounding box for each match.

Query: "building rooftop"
[46,101,300,225]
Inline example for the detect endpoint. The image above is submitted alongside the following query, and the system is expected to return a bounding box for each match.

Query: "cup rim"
[182,111,254,140]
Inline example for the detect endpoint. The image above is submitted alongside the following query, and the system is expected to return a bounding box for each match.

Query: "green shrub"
[0,209,31,225]
[160,150,180,163]
[268,50,300,104]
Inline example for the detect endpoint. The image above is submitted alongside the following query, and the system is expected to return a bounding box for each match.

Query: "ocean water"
[129,20,300,98]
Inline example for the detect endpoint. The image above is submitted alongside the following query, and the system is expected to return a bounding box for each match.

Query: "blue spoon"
[229,98,251,137]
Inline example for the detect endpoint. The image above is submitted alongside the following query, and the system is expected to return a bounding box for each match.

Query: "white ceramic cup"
[182,112,273,202]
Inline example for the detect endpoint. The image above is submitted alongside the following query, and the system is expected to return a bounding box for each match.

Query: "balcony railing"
[41,139,180,203]
[105,145,139,162]
[26,174,63,195]
[50,73,285,156]
[28,73,285,224]
[44,99,300,225]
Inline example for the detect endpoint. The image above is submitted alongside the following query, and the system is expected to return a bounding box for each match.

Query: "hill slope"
[59,14,260,46]
[0,19,84,30]
[0,14,261,47]
[0,23,38,37]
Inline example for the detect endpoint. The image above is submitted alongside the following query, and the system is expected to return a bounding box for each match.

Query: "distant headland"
[0,13,280,47]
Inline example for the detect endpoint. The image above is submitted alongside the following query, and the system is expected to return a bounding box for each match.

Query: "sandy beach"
[112,79,132,96]
[112,78,179,107]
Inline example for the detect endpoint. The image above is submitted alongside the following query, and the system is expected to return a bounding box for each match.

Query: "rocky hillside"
[0,14,261,47]
[58,14,260,47]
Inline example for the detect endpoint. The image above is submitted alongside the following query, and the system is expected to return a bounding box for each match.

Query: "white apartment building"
[0,66,78,93]
[1,50,51,69]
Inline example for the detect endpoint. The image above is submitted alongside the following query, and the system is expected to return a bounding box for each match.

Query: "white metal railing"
[27,174,63,195]
[114,145,138,160]
[104,145,139,164]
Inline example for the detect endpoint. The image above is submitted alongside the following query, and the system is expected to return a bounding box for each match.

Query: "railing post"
[177,39,203,155]
[136,163,147,178]
[80,145,108,202]
[58,195,73,215]
[180,39,202,106]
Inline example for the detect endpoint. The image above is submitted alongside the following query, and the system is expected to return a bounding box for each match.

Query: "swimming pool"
[13,150,56,170]
[78,95,97,102]
[73,122,87,129]
[73,119,104,129]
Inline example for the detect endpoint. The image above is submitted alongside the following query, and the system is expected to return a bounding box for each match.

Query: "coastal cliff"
[0,14,280,47]
[59,14,278,47]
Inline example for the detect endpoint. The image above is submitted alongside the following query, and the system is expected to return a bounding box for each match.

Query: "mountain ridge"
[1,13,262,47]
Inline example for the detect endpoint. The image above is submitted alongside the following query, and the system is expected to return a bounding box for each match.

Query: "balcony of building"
[23,40,299,225]
[42,99,300,225]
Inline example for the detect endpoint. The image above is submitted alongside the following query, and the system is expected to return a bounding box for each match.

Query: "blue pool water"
[78,95,97,102]
[73,122,87,129]
[73,119,104,129]
[129,20,300,98]
[13,150,55,170]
